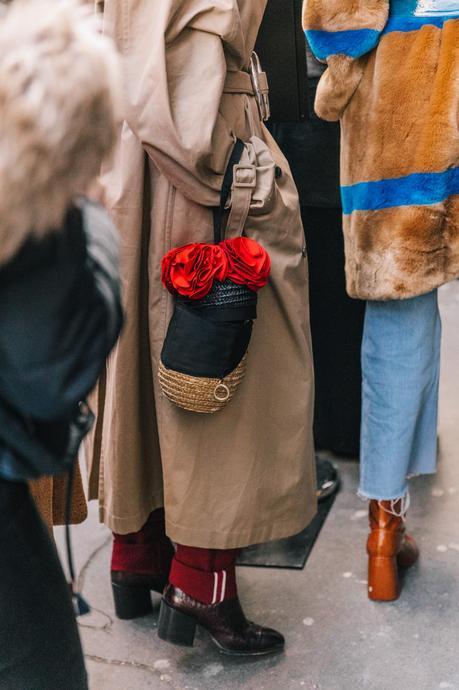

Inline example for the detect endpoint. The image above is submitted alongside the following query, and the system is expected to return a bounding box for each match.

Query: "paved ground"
[57,282,459,690]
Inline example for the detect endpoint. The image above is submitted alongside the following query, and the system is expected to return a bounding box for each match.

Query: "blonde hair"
[0,0,120,263]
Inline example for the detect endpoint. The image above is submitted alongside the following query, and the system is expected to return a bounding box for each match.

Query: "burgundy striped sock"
[111,509,174,575]
[169,545,239,605]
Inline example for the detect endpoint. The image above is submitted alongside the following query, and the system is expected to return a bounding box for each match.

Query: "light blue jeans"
[359,290,441,500]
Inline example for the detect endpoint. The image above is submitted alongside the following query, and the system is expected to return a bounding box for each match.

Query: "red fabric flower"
[161,243,229,300]
[221,237,271,292]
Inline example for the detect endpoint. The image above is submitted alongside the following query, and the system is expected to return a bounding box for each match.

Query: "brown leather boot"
[367,499,419,602]
[158,585,285,656]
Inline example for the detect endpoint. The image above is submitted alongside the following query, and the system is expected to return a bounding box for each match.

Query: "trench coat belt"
[223,71,254,95]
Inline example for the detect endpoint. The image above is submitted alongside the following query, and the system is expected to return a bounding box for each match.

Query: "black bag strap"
[213,138,245,244]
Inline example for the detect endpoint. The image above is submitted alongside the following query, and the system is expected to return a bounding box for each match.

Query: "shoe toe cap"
[252,624,285,652]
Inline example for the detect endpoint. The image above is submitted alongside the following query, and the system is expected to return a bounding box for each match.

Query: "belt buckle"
[249,52,271,122]
[233,164,256,189]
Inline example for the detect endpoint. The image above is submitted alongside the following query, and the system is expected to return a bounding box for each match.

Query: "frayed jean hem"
[357,488,409,502]
[357,468,437,501]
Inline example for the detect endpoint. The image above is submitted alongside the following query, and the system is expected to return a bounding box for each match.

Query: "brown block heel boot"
[158,585,285,656]
[367,499,419,602]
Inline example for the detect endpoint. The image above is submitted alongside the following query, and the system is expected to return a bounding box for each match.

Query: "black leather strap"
[213,139,245,244]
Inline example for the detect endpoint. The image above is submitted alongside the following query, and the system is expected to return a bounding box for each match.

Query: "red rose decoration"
[221,237,271,292]
[161,243,229,300]
[161,244,188,294]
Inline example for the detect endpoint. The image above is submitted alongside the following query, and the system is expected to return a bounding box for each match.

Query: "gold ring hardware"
[214,382,230,403]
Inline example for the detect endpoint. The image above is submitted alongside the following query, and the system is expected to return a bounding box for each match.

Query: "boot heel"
[368,555,399,602]
[112,583,153,620]
[158,600,197,647]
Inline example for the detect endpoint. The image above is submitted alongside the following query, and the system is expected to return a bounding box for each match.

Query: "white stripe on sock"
[212,572,219,605]
[220,570,227,603]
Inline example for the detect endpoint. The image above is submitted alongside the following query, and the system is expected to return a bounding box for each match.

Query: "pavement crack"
[77,534,111,592]
[85,654,156,676]
[78,606,114,632]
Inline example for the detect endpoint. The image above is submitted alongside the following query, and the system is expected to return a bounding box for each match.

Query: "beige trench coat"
[88,0,317,549]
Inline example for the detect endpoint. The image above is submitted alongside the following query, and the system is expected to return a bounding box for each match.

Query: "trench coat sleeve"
[302,0,389,120]
[116,0,241,207]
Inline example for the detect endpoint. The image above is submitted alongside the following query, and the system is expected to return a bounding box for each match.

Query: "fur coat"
[0,0,120,525]
[303,0,459,300]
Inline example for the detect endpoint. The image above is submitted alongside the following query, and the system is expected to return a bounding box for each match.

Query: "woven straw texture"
[158,356,247,414]
[192,280,257,309]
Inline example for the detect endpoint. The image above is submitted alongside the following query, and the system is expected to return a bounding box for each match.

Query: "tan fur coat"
[303,0,459,300]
